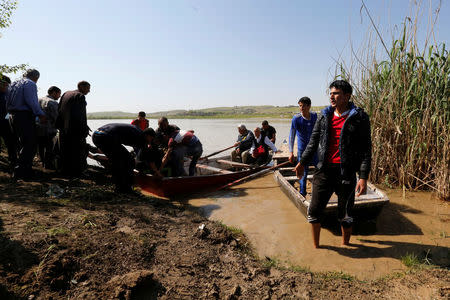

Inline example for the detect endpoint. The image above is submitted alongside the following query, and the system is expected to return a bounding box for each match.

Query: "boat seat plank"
[216,160,251,168]
[284,175,313,181]
[196,164,232,174]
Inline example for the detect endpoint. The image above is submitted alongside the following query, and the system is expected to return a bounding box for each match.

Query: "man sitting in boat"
[131,111,149,130]
[295,80,371,248]
[231,124,255,163]
[156,116,180,147]
[288,96,318,197]
[136,128,165,178]
[261,120,276,144]
[243,127,277,165]
[160,129,203,177]
[92,123,146,193]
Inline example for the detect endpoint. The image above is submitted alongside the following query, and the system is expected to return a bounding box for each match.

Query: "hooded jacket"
[299,102,371,180]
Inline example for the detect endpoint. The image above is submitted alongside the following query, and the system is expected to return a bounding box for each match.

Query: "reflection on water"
[88,118,291,154]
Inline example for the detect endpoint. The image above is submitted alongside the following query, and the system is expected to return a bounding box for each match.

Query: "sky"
[1,0,449,113]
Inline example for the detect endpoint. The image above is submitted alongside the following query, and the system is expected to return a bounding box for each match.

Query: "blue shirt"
[289,112,317,153]
[6,78,44,116]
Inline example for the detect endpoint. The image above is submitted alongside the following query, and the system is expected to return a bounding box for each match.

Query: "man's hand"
[294,163,304,179]
[355,179,367,197]
[236,148,240,155]
[289,153,295,164]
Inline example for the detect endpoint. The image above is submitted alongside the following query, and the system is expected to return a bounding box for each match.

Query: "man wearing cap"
[6,69,46,180]
[231,124,255,162]
[0,75,17,172]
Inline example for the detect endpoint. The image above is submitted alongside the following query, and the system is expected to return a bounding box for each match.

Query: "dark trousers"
[307,164,356,226]
[172,141,203,176]
[92,133,134,191]
[59,132,87,176]
[0,118,17,170]
[10,111,36,177]
[37,135,56,169]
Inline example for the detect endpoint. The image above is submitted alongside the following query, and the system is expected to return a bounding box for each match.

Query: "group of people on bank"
[0,70,371,247]
[0,69,91,180]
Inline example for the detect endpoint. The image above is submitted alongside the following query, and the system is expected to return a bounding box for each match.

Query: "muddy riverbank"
[0,155,448,299]
[188,175,449,280]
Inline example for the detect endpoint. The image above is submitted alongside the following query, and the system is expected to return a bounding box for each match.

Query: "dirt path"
[188,175,449,280]
[0,156,448,299]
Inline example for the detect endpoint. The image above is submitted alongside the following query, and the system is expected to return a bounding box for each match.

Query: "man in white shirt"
[242,127,277,165]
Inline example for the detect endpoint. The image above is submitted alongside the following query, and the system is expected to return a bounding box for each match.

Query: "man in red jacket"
[131,111,149,131]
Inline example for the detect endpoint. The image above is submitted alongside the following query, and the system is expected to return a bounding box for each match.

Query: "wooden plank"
[284,175,313,182]
[274,171,308,217]
[196,164,232,174]
[216,160,251,168]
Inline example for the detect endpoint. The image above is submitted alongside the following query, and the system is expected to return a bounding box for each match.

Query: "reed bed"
[338,3,449,200]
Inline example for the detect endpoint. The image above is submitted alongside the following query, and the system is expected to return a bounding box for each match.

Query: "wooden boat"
[273,143,389,219]
[134,155,268,198]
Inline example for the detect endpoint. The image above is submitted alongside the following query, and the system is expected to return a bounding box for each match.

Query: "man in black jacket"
[56,81,90,176]
[92,123,145,193]
[295,80,371,248]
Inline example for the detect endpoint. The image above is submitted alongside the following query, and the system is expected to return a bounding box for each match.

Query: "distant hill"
[87,105,325,120]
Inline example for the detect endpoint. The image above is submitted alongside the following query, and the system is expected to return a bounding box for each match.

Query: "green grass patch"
[47,227,69,237]
[320,271,356,281]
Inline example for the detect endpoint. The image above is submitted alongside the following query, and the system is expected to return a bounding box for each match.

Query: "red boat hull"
[134,167,265,198]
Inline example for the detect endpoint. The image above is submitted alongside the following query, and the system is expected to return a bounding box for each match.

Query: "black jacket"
[56,90,88,137]
[300,103,372,180]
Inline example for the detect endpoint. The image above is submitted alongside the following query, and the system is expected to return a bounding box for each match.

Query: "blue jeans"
[298,148,317,196]
[172,140,203,176]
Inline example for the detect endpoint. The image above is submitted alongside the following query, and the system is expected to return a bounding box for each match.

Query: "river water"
[87,119,449,280]
[87,118,291,154]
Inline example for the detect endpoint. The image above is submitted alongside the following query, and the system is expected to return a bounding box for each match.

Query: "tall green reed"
[337,3,449,200]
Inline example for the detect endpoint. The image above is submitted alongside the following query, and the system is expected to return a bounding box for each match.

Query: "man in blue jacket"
[7,69,46,180]
[288,97,317,196]
[295,80,371,248]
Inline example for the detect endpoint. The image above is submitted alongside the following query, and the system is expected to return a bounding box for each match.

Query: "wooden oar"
[217,160,292,191]
[199,145,236,160]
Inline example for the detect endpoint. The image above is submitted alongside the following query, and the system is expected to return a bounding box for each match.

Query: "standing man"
[6,69,46,180]
[295,80,371,248]
[0,75,17,172]
[288,97,318,196]
[131,111,149,131]
[92,123,145,193]
[57,81,91,176]
[261,120,276,143]
[37,86,61,169]
[231,124,254,162]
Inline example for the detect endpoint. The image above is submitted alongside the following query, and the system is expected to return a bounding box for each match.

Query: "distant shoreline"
[87,105,325,120]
